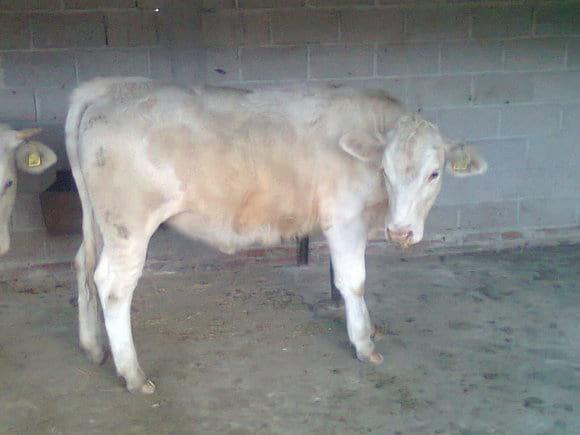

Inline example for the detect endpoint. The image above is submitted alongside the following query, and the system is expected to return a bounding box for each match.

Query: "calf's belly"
[166,211,288,254]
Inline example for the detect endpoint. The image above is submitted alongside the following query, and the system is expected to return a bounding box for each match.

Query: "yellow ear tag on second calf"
[452,153,470,172]
[27,151,42,168]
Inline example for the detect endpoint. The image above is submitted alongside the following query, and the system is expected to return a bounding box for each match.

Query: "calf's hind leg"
[94,237,154,394]
[76,242,105,364]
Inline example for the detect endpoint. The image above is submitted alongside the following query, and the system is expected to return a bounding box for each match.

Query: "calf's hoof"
[368,351,384,364]
[122,377,156,394]
[130,379,156,395]
[356,349,384,365]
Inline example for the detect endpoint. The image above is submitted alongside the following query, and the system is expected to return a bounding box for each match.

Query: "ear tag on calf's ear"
[27,151,42,168]
[452,152,471,172]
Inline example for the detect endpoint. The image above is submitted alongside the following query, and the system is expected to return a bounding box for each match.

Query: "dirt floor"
[1,244,579,434]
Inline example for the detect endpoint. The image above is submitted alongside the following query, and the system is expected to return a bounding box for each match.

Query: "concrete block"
[437,107,499,141]
[135,0,162,9]
[202,13,241,48]
[239,0,304,8]
[568,38,580,69]
[0,14,30,49]
[204,13,266,49]
[0,0,60,10]
[488,169,521,201]
[470,138,527,171]
[310,0,373,6]
[552,167,580,198]
[472,6,532,38]
[562,103,580,133]
[161,3,201,50]
[0,89,36,122]
[64,0,135,8]
[406,76,471,110]
[76,49,150,81]
[271,10,338,44]
[106,11,159,47]
[339,9,403,43]
[35,88,70,123]
[31,13,106,48]
[381,0,442,3]
[377,43,439,76]
[319,78,407,102]
[459,201,517,231]
[500,105,560,137]
[309,44,373,79]
[206,48,239,83]
[495,167,560,201]
[1,230,47,266]
[405,7,470,41]
[424,205,459,237]
[527,133,580,169]
[12,193,45,232]
[437,168,496,205]
[519,198,577,228]
[533,72,580,102]
[241,46,306,81]
[149,47,173,80]
[201,0,236,10]
[15,167,56,193]
[504,38,566,71]
[473,73,533,105]
[241,13,269,46]
[440,40,503,73]
[169,49,204,86]
[1,52,76,87]
[536,4,580,36]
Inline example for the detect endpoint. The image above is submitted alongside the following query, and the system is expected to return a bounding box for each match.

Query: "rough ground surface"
[1,244,579,434]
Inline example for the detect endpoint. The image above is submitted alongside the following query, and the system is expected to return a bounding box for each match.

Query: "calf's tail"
[65,80,111,290]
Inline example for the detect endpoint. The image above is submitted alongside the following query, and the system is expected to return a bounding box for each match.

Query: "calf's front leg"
[324,219,383,364]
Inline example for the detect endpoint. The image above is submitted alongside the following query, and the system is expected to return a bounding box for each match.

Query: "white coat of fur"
[66,77,487,393]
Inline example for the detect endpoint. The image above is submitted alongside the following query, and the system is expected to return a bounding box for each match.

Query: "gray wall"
[1,0,579,265]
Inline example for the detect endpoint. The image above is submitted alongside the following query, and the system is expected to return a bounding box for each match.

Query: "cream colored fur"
[67,77,487,393]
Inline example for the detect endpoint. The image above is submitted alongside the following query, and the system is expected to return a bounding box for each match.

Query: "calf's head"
[340,114,487,247]
[0,125,56,255]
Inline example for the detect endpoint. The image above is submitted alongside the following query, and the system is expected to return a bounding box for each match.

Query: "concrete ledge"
[2,225,579,274]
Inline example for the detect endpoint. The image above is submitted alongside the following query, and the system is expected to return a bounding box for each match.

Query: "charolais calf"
[0,125,57,255]
[65,77,487,394]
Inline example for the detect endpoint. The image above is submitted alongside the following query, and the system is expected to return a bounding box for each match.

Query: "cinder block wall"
[198,0,580,245]
[1,0,579,266]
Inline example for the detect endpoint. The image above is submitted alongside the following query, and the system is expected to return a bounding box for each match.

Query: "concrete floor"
[0,244,579,434]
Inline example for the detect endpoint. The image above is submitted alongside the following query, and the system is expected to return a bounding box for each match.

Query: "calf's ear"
[16,128,42,143]
[445,142,488,177]
[1,128,41,150]
[339,131,384,163]
[16,141,57,174]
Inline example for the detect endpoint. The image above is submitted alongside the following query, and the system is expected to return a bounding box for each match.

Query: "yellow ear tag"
[27,151,42,168]
[452,153,470,172]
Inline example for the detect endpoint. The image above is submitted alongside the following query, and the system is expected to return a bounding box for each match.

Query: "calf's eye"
[5,180,13,189]
[428,171,439,182]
